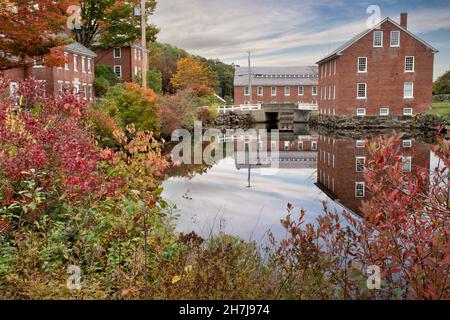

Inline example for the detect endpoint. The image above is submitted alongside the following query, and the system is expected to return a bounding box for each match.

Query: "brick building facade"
[316,13,437,117]
[234,66,318,106]
[95,45,147,83]
[3,42,96,101]
[316,135,430,215]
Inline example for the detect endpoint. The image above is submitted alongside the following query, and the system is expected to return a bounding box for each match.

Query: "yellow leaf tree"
[170,57,218,96]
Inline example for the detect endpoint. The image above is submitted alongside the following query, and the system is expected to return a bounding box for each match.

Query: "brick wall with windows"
[317,15,436,117]
[95,46,145,83]
[316,136,430,215]
[234,84,318,105]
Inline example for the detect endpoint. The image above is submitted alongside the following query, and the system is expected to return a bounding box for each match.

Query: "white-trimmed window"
[356,108,366,116]
[73,55,78,72]
[87,58,92,73]
[284,86,291,96]
[88,84,93,100]
[284,141,290,151]
[312,86,317,96]
[404,82,414,99]
[355,182,365,197]
[134,48,137,60]
[257,86,263,96]
[9,82,19,100]
[373,31,383,47]
[73,83,80,95]
[271,86,277,96]
[358,57,367,73]
[357,83,367,99]
[244,86,250,96]
[405,56,415,72]
[380,107,389,116]
[57,81,63,97]
[114,47,121,58]
[356,140,364,148]
[298,86,304,96]
[311,141,317,151]
[403,140,412,148]
[82,83,87,99]
[64,53,69,71]
[333,85,336,100]
[356,157,365,172]
[114,65,122,79]
[328,85,331,100]
[390,31,400,47]
[81,57,86,73]
[65,81,71,93]
[402,156,412,173]
[298,141,303,151]
[403,108,413,116]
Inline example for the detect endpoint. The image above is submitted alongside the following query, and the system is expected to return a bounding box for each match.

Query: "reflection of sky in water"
[162,157,348,243]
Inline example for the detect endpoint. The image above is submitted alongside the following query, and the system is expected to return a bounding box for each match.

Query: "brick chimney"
[400,13,408,29]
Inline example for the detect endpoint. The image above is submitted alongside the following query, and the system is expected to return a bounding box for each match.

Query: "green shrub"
[94,77,110,97]
[95,65,118,86]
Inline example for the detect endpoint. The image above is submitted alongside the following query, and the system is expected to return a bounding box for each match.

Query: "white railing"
[298,103,318,111]
[217,104,262,114]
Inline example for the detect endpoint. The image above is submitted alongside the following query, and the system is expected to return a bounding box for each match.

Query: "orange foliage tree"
[0,0,68,70]
[170,57,218,96]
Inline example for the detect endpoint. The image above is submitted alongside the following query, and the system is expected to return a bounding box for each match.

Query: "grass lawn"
[427,101,450,118]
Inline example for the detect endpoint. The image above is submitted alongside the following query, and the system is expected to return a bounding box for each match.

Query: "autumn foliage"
[170,57,218,96]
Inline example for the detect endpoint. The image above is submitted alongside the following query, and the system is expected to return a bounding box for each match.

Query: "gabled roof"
[64,42,97,58]
[234,66,318,86]
[316,17,438,64]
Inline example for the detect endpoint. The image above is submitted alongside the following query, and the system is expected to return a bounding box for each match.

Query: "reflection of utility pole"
[141,0,148,89]
[247,51,252,105]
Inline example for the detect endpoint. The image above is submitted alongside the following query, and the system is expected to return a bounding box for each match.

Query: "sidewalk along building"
[316,13,437,117]
[3,42,96,102]
[233,66,319,106]
[316,135,430,215]
[94,45,148,83]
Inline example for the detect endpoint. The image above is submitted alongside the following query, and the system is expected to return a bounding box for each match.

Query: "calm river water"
[162,123,434,243]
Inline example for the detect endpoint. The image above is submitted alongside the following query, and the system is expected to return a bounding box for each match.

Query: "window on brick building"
[357,57,367,72]
[356,140,364,148]
[328,86,331,100]
[403,140,412,148]
[81,57,86,73]
[355,182,365,197]
[380,107,389,116]
[298,86,304,96]
[114,47,121,58]
[244,86,250,96]
[34,56,43,66]
[73,83,79,95]
[87,58,92,73]
[88,84,93,100]
[312,86,317,96]
[57,81,63,97]
[298,141,303,151]
[404,82,414,98]
[284,86,291,96]
[311,141,317,151]
[64,53,69,71]
[391,31,400,47]
[271,86,277,96]
[356,157,365,172]
[333,85,336,100]
[357,83,367,99]
[373,31,383,47]
[356,108,366,116]
[257,86,263,96]
[405,56,415,72]
[114,65,122,79]
[82,83,87,99]
[73,55,78,72]
[403,108,413,116]
[402,156,412,173]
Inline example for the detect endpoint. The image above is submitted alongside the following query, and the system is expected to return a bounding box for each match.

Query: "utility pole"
[247,51,252,105]
[141,0,148,89]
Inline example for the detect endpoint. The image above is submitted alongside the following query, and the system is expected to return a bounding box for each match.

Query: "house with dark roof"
[233,66,319,106]
[3,41,97,102]
[316,13,437,117]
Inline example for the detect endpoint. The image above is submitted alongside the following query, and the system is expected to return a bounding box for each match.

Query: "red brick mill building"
[234,66,319,106]
[316,13,437,117]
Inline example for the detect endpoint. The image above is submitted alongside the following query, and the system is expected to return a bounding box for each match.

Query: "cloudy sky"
[152,0,450,79]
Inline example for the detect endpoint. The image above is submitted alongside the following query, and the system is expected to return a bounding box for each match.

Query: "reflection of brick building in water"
[316,135,430,215]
